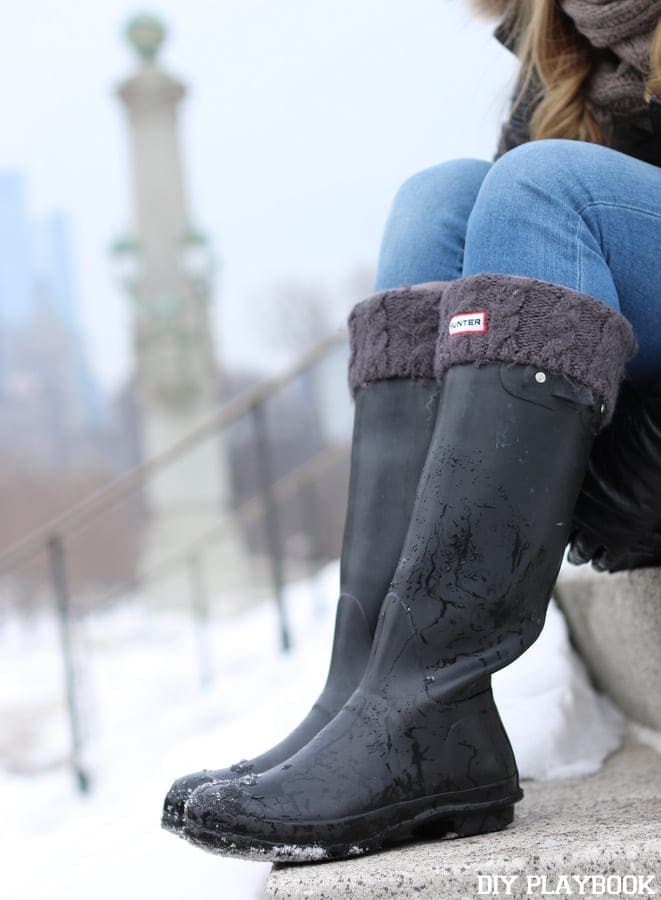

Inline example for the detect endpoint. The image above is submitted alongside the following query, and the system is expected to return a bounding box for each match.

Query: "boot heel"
[412,804,515,841]
[450,804,515,837]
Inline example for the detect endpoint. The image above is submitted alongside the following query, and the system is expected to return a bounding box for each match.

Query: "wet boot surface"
[183,364,600,862]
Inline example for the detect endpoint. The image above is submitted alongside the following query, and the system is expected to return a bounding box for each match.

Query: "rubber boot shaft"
[365,362,602,701]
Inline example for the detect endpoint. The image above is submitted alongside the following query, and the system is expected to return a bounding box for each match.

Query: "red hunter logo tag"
[448,310,487,336]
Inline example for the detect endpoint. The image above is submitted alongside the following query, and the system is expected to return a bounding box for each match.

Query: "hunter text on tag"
[448,310,487,336]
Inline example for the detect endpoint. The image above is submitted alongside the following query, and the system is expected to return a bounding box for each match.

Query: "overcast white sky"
[0,0,516,391]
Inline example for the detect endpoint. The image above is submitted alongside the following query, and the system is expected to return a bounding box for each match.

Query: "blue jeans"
[374,139,661,387]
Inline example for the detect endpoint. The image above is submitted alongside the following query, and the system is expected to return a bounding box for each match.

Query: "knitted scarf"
[558,0,661,128]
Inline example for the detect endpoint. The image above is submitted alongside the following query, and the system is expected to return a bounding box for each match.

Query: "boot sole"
[184,779,523,863]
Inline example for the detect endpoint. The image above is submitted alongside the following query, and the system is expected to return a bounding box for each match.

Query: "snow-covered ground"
[3,560,628,900]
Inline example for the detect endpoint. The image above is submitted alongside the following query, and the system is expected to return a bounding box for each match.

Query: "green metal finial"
[125,13,167,64]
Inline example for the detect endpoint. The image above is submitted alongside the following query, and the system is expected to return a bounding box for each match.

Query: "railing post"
[48,534,89,794]
[251,401,291,652]
[187,550,213,688]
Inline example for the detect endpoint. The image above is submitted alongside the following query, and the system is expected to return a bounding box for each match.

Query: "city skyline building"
[0,171,105,467]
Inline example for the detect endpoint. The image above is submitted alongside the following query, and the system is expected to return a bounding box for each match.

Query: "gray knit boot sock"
[435,273,636,423]
[348,281,448,394]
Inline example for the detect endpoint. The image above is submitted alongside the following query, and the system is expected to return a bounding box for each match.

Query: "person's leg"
[462,139,661,387]
[374,159,491,291]
[164,160,492,833]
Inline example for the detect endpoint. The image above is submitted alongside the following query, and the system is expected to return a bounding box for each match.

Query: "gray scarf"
[559,0,661,128]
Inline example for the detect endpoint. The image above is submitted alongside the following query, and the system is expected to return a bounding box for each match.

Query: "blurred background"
[1,2,516,897]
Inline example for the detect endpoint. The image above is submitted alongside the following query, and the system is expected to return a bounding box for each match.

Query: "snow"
[493,588,626,780]
[2,560,626,899]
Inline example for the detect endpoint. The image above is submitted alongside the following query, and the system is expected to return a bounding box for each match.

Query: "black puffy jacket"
[568,379,661,572]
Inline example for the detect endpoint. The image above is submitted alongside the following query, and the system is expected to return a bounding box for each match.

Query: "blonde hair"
[645,18,661,101]
[507,0,661,144]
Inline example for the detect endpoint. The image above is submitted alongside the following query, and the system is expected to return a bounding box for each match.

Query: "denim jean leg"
[374,159,491,292]
[463,139,661,386]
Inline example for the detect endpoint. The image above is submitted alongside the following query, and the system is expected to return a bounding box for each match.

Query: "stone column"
[115,14,255,610]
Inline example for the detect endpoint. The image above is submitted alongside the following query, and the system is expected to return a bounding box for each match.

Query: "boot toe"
[183,778,287,850]
[161,765,244,833]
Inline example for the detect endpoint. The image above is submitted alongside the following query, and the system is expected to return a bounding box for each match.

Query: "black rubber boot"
[161,284,445,834]
[182,275,634,862]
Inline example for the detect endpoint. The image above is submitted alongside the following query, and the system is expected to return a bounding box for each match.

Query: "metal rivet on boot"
[534,372,546,384]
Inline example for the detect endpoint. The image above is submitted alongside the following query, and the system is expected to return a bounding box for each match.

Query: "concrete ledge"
[555,565,661,731]
[266,740,660,899]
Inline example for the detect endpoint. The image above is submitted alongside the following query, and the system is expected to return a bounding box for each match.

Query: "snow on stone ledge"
[494,597,625,781]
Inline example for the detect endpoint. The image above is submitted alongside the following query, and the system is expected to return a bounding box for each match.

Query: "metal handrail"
[0,329,347,574]
[2,328,349,794]
[88,439,351,611]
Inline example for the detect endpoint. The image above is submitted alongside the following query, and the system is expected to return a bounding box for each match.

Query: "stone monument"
[115,14,253,610]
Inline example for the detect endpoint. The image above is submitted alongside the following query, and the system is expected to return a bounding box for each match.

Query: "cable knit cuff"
[435,274,637,424]
[348,283,447,396]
